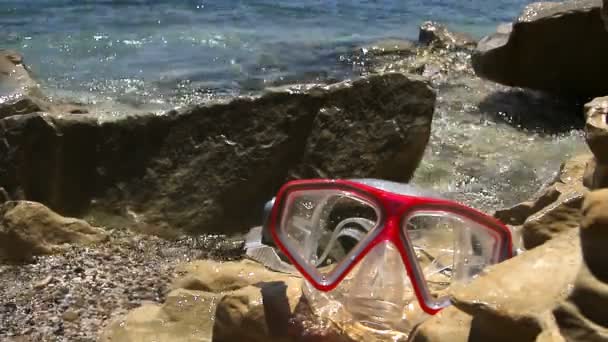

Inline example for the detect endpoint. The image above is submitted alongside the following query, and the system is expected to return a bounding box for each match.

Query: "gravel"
[0,228,245,342]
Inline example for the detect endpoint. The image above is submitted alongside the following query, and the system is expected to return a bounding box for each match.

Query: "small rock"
[33,276,54,289]
[419,21,476,50]
[0,201,109,261]
[495,154,590,249]
[62,310,79,322]
[353,39,416,58]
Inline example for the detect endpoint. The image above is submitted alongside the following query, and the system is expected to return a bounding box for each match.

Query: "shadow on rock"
[478,89,585,134]
[472,0,608,98]
[259,281,292,338]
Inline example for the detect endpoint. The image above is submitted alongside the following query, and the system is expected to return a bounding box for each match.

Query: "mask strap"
[316,217,375,266]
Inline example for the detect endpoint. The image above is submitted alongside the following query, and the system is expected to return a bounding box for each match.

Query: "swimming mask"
[250,178,514,334]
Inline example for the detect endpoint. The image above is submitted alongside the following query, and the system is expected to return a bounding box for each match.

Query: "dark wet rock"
[348,22,477,87]
[0,73,435,235]
[346,39,417,73]
[418,21,476,51]
[0,187,8,203]
[286,78,434,181]
[0,201,108,261]
[350,39,417,67]
[0,96,44,119]
[554,189,608,341]
[495,154,589,249]
[583,96,608,189]
[472,0,608,97]
[0,95,87,119]
[604,0,608,29]
[477,88,584,134]
[355,39,416,57]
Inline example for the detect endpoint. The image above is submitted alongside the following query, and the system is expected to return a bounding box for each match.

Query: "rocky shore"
[0,201,244,341]
[1,0,608,341]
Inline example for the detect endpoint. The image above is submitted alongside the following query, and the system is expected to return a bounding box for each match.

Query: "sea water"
[4,0,536,105]
[1,0,589,211]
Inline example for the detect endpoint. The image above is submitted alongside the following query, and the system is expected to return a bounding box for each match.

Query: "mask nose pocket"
[302,240,430,337]
[342,241,419,330]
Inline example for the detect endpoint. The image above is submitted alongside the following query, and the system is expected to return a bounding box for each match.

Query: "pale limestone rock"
[0,201,108,261]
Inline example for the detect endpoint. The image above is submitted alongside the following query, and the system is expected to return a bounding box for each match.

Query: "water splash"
[412,75,588,212]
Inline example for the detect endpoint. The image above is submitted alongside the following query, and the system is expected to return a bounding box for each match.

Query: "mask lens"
[277,188,380,281]
[403,211,503,302]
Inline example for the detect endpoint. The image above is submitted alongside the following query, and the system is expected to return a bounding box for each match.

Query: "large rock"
[583,96,608,189]
[0,73,435,235]
[100,260,292,342]
[102,258,424,342]
[603,0,608,29]
[472,0,608,97]
[0,201,108,261]
[0,50,43,118]
[554,189,608,341]
[0,50,86,119]
[410,230,582,342]
[495,154,590,249]
[450,230,581,341]
[0,50,37,93]
[367,22,478,84]
[100,259,356,342]
[412,190,608,342]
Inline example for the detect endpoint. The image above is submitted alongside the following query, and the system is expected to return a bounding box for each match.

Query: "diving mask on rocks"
[248,178,514,334]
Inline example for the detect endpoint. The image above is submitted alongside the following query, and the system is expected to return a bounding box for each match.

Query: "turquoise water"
[2,0,535,105]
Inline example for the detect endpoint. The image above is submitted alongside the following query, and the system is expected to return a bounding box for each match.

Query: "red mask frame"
[266,179,514,315]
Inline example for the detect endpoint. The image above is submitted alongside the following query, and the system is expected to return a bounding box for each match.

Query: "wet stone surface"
[0,229,245,341]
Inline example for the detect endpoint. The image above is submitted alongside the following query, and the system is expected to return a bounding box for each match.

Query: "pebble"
[62,310,79,322]
[0,228,244,341]
[33,275,54,289]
